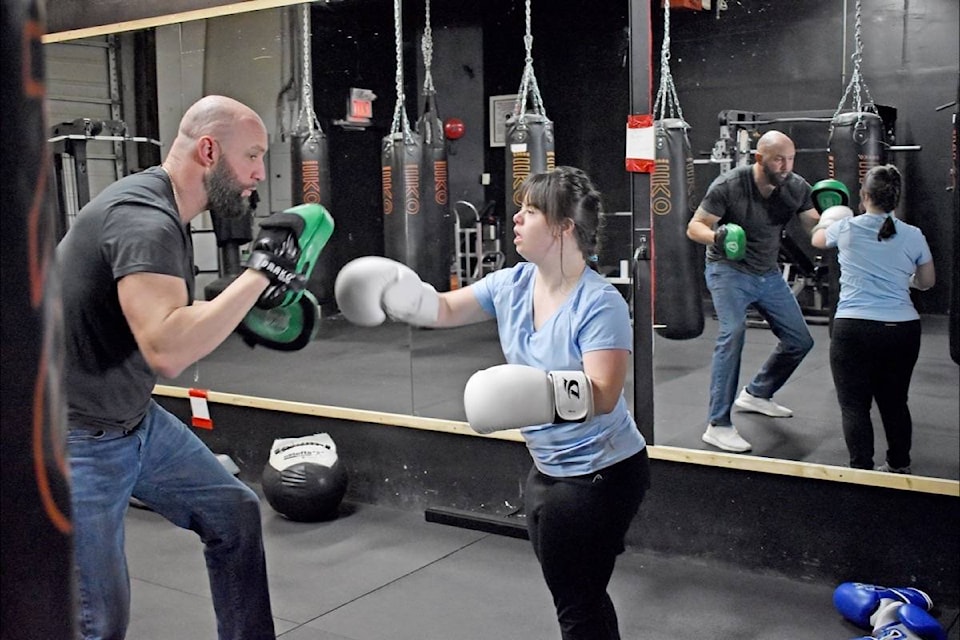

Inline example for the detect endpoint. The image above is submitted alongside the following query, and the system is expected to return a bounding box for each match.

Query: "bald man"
[58,95,277,639]
[687,130,820,453]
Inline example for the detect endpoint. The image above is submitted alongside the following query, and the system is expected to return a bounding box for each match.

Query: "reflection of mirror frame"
[45,1,960,495]
[43,0,306,43]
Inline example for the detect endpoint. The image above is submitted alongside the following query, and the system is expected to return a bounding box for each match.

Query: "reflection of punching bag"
[826,111,887,325]
[382,132,424,266]
[415,93,452,292]
[203,206,254,301]
[291,130,331,206]
[2,0,75,636]
[828,111,887,211]
[291,131,336,307]
[652,119,704,340]
[504,113,555,266]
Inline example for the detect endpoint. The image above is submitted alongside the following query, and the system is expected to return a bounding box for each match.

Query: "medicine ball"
[262,434,348,522]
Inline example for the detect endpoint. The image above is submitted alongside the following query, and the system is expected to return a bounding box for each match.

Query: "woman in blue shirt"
[812,164,935,473]
[336,166,649,640]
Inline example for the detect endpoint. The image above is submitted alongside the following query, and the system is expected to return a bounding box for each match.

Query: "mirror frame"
[45,0,959,497]
[43,0,309,43]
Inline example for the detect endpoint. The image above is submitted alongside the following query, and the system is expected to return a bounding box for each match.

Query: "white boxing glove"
[334,256,440,327]
[873,603,947,640]
[463,364,593,434]
[812,204,854,233]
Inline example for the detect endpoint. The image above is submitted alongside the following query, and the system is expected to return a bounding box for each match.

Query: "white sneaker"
[734,388,793,417]
[702,425,752,453]
[875,463,912,474]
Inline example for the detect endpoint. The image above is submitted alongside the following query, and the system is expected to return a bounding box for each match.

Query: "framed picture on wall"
[488,94,517,147]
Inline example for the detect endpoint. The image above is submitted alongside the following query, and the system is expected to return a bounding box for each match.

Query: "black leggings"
[525,449,650,640]
[830,318,921,469]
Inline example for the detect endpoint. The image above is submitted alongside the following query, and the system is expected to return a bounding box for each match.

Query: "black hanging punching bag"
[504,113,555,266]
[415,93,452,292]
[651,119,704,340]
[291,130,337,308]
[828,111,887,211]
[2,0,75,636]
[382,132,424,266]
[291,130,331,207]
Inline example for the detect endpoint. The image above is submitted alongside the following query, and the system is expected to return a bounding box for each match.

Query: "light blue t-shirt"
[824,212,933,322]
[472,262,646,477]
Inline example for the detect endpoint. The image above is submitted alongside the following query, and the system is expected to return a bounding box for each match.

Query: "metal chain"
[421,0,435,95]
[832,0,877,122]
[295,3,322,135]
[389,0,414,140]
[653,0,685,122]
[514,0,546,117]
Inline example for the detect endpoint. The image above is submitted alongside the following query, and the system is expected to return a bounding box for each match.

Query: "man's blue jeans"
[705,261,814,426]
[68,400,275,640]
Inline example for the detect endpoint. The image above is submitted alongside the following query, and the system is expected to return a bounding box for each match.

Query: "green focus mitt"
[246,203,335,310]
[811,178,851,214]
[714,223,746,261]
[237,290,320,351]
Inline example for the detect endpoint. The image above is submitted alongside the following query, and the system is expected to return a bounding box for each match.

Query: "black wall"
[308,0,957,313]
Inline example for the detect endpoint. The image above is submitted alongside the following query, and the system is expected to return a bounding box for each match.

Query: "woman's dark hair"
[516,166,604,263]
[863,164,901,212]
[863,164,901,240]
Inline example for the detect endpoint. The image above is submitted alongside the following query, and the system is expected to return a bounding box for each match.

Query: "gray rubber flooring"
[124,494,960,639]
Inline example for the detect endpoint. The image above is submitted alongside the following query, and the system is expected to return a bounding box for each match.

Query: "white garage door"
[44,35,124,223]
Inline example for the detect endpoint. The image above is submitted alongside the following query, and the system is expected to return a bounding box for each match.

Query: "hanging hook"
[832,0,877,128]
[388,0,414,144]
[654,0,685,124]
[513,0,547,119]
[295,3,322,137]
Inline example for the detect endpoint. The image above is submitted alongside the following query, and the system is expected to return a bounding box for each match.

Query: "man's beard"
[763,164,790,187]
[204,158,248,218]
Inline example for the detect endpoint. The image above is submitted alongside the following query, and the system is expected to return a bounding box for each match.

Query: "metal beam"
[629,0,654,445]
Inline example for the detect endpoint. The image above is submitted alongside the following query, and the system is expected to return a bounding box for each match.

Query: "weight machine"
[49,117,161,240]
[453,200,503,287]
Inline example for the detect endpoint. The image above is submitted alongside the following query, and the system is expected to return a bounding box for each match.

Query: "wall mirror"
[45,0,958,482]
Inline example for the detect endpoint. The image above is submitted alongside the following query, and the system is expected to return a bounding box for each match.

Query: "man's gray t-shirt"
[700,165,814,274]
[57,166,195,431]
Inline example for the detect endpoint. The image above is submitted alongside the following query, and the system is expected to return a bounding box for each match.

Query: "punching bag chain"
[389,0,415,143]
[295,3,322,136]
[514,0,546,118]
[653,0,685,123]
[421,0,435,96]
[832,0,877,125]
